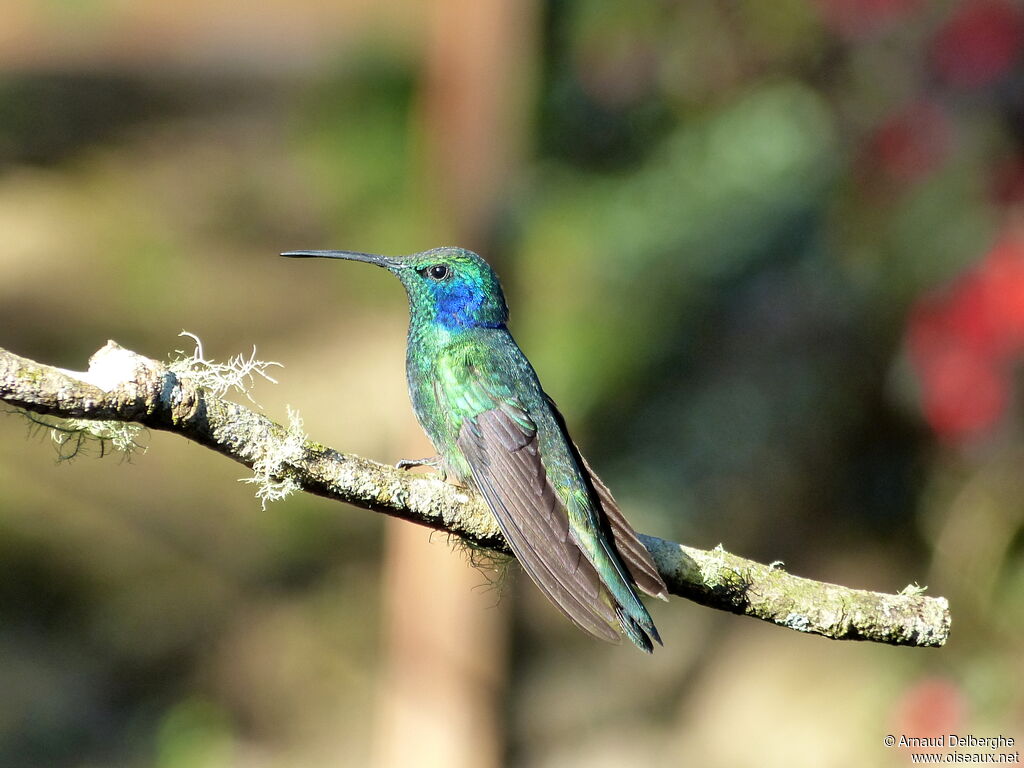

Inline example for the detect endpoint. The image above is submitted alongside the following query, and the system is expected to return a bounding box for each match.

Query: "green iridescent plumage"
[282,246,668,651]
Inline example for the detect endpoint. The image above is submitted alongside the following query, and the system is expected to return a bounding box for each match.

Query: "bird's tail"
[571,454,669,652]
[598,538,662,653]
[567,490,662,653]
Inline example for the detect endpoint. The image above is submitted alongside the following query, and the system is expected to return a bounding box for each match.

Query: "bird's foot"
[395,455,448,482]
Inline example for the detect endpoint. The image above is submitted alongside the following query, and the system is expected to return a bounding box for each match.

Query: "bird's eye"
[425,264,450,281]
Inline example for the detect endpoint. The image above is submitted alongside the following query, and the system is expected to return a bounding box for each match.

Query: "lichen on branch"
[0,339,952,648]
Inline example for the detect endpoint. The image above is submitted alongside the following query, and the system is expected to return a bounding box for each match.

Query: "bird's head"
[281,246,509,331]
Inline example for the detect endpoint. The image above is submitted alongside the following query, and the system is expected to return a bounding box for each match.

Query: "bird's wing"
[446,374,622,642]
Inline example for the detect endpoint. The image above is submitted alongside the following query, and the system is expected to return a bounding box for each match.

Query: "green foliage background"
[0,1,1021,766]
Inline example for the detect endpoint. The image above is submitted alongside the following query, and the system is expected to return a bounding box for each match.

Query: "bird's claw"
[396,455,448,482]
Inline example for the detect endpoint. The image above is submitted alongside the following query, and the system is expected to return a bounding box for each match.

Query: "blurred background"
[0,0,1022,766]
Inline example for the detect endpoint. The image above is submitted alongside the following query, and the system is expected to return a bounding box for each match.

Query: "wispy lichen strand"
[168,332,301,505]
[170,331,281,404]
[241,405,306,507]
[19,410,148,460]
[51,417,147,459]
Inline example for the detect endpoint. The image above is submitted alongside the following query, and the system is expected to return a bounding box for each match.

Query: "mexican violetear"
[282,246,668,651]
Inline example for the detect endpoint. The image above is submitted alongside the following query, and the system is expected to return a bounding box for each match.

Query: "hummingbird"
[281,246,668,651]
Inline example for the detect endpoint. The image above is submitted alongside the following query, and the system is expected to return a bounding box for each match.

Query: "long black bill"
[280,250,404,269]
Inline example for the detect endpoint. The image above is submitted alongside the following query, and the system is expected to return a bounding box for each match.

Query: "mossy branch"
[0,340,951,648]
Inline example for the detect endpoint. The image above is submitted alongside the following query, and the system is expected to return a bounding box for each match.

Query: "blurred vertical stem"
[372,4,539,768]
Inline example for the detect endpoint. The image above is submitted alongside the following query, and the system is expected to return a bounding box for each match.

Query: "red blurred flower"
[992,158,1024,207]
[908,236,1024,443]
[815,0,922,39]
[867,100,951,184]
[931,0,1024,89]
[892,678,966,742]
